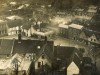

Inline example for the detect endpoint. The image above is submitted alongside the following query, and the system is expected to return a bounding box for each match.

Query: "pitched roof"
[35,41,54,62]
[7,19,23,28]
[83,28,100,40]
[54,46,82,69]
[82,28,94,37]
[54,46,75,60]
[6,15,23,20]
[0,39,14,55]
[22,21,33,30]
[13,39,54,55]
[69,24,83,30]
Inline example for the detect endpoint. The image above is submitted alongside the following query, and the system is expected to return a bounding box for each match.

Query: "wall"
[35,54,51,70]
[67,61,79,75]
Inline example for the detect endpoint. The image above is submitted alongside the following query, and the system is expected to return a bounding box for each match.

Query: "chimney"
[44,36,47,42]
[18,26,22,41]
[15,62,18,75]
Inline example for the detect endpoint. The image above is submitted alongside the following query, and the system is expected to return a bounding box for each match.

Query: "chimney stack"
[44,36,47,43]
[18,26,22,41]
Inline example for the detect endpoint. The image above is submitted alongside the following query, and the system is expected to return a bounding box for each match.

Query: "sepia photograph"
[0,0,100,75]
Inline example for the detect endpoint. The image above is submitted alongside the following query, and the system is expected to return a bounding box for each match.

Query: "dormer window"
[37,46,41,49]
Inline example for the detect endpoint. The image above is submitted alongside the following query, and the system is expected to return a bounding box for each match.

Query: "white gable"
[67,61,79,75]
[35,54,51,70]
[88,34,97,42]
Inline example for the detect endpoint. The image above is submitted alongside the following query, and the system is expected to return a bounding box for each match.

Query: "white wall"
[67,61,79,75]
[88,34,97,43]
[35,54,51,70]
[8,26,19,35]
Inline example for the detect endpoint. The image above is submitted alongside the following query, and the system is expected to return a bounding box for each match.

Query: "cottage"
[34,41,54,74]
[88,33,100,47]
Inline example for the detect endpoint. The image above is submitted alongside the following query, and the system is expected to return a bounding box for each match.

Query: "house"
[80,57,93,75]
[74,8,84,16]
[68,24,83,41]
[34,40,54,75]
[79,29,93,45]
[58,24,69,38]
[0,20,8,37]
[54,46,83,75]
[0,53,33,75]
[32,30,55,39]
[79,28,100,47]
[22,23,35,37]
[87,5,97,16]
[6,15,23,35]
[0,32,86,75]
[88,33,100,47]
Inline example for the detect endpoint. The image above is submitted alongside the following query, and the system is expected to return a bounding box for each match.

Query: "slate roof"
[22,21,33,30]
[35,41,54,62]
[7,19,23,28]
[83,28,100,40]
[13,39,54,55]
[0,39,14,55]
[13,40,34,54]
[0,38,82,70]
[54,46,75,60]
[0,38,54,56]
[82,57,92,64]
[54,46,82,69]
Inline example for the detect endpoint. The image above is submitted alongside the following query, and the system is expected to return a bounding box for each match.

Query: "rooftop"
[69,24,83,30]
[87,9,97,13]
[0,53,31,71]
[6,15,23,20]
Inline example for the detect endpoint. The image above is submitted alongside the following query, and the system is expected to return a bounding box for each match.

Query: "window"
[91,38,93,41]
[38,62,41,68]
[42,55,45,59]
[94,39,96,42]
[7,54,9,58]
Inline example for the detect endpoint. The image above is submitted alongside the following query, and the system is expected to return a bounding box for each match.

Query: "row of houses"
[57,5,97,20]
[0,34,97,75]
[0,15,56,40]
[59,23,100,48]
